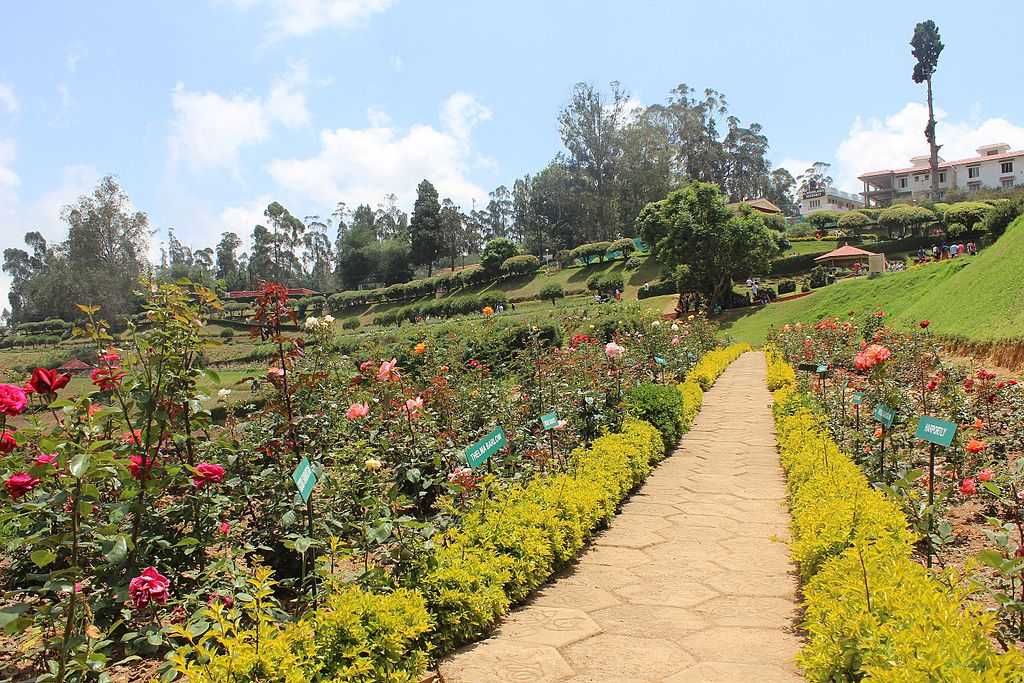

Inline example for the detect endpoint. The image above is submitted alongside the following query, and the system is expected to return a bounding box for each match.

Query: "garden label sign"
[816,363,828,374]
[465,426,507,468]
[873,403,896,428]
[540,411,559,430]
[851,392,864,405]
[654,356,668,366]
[915,416,957,448]
[291,457,317,503]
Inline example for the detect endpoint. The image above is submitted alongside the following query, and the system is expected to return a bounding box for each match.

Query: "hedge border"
[766,348,1024,681]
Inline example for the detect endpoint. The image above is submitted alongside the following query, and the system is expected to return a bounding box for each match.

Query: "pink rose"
[129,454,158,480]
[5,472,39,500]
[192,463,226,488]
[34,453,59,469]
[377,358,400,382]
[346,402,370,420]
[219,521,231,535]
[0,431,17,454]
[0,383,29,416]
[977,468,994,482]
[604,342,625,359]
[128,566,170,609]
[403,396,424,418]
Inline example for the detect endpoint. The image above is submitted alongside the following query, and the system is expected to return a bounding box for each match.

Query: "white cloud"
[267,93,491,210]
[220,194,273,240]
[57,83,72,108]
[233,0,394,38]
[0,83,18,113]
[0,139,19,190]
[440,92,493,143]
[366,106,391,127]
[168,65,311,169]
[833,102,1024,191]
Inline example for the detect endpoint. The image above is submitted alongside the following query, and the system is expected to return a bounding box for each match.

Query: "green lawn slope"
[720,216,1024,346]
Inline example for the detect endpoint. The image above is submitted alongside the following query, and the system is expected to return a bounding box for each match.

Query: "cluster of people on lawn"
[915,240,978,264]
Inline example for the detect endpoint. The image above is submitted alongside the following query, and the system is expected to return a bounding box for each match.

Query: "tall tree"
[438,198,466,272]
[485,185,513,240]
[637,182,782,311]
[408,179,442,276]
[264,201,305,281]
[911,20,944,199]
[215,232,243,284]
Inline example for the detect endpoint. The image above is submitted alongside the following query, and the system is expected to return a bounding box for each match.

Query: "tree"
[911,20,944,199]
[878,204,936,237]
[796,162,833,197]
[942,201,990,235]
[486,185,513,240]
[375,239,413,285]
[439,198,466,272]
[480,237,518,275]
[765,168,799,216]
[215,232,243,285]
[409,180,442,276]
[264,201,305,281]
[837,211,871,236]
[539,283,564,305]
[637,182,782,311]
[807,210,843,231]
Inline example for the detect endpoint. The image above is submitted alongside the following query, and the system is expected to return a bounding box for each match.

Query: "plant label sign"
[540,411,560,430]
[653,356,668,366]
[291,457,317,503]
[797,363,818,372]
[915,416,957,448]
[465,426,507,468]
[873,403,896,428]
[816,363,828,374]
[851,392,864,405]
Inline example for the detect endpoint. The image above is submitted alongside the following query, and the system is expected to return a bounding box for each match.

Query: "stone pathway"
[438,352,803,682]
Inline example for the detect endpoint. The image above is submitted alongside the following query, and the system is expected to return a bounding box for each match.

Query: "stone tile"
[562,634,694,679]
[613,578,720,608]
[594,524,667,549]
[439,641,574,683]
[588,603,708,640]
[577,545,652,568]
[531,582,621,612]
[665,661,802,682]
[679,627,803,665]
[694,595,801,628]
[703,571,797,598]
[497,607,602,648]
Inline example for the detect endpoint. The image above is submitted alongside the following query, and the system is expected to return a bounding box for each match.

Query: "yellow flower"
[414,341,427,354]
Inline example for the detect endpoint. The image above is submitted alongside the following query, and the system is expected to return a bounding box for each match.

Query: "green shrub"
[982,198,1023,238]
[586,271,624,294]
[500,254,541,276]
[218,328,234,339]
[637,279,677,299]
[777,280,796,295]
[623,256,643,271]
[625,383,684,451]
[341,318,360,330]
[687,343,750,390]
[480,238,519,274]
[539,283,564,304]
[607,238,635,260]
[569,241,612,265]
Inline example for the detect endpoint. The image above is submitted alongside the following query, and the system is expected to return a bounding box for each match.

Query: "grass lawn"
[720,217,1024,346]
[784,240,837,256]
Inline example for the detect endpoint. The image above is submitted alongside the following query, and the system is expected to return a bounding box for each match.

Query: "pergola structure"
[813,244,880,269]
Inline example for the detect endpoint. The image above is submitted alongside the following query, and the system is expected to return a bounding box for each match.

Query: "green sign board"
[873,403,896,428]
[915,415,957,448]
[797,363,818,372]
[291,457,317,503]
[540,411,559,430]
[816,363,828,374]
[465,426,507,468]
[851,392,864,405]
[653,356,668,366]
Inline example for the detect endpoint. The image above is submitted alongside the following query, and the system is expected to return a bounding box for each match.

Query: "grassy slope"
[720,216,1024,346]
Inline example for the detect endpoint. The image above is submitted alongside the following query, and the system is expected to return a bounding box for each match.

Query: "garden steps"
[438,351,804,682]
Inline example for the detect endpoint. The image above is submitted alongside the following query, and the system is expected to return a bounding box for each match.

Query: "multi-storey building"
[799,187,864,216]
[859,143,1023,206]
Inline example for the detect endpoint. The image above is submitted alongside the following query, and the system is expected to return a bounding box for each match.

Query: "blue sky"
[2,0,1024,306]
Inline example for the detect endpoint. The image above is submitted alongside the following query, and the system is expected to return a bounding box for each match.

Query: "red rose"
[0,383,29,417]
[128,566,170,609]
[0,431,16,454]
[960,478,977,496]
[128,454,158,480]
[192,462,226,488]
[5,472,40,500]
[26,368,72,397]
[919,320,930,329]
[91,366,126,392]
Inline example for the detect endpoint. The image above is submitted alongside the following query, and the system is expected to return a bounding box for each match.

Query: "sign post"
[291,457,319,597]
[851,392,863,428]
[915,415,957,568]
[540,411,559,465]
[465,426,508,469]
[873,403,895,481]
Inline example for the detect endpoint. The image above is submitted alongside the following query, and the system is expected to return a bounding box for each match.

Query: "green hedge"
[625,383,684,451]
[767,350,1024,681]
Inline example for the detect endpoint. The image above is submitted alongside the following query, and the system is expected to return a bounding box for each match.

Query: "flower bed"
[767,349,1024,680]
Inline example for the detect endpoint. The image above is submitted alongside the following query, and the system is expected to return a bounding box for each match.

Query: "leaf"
[104,536,128,564]
[30,549,57,568]
[174,537,199,547]
[293,537,313,554]
[976,549,1007,570]
[69,453,91,479]
[77,304,101,315]
[203,369,221,385]
[367,522,393,544]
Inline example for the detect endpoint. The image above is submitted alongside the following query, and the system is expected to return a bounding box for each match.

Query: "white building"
[859,143,1024,205]
[799,187,864,216]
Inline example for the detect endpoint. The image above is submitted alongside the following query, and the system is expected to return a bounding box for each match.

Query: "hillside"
[721,216,1024,346]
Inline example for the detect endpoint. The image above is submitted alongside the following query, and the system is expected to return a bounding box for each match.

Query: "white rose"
[217,388,232,399]
[304,316,319,329]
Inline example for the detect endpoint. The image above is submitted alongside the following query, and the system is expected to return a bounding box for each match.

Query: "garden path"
[438,351,803,682]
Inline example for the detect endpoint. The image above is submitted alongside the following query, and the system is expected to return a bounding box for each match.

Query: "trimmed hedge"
[766,348,1024,681]
[625,383,684,451]
[637,279,677,299]
[688,343,751,390]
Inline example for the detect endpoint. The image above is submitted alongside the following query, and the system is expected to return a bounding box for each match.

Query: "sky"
[2,0,1024,308]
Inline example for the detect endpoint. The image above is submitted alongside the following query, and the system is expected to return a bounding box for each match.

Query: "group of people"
[594,289,623,304]
[744,278,774,305]
[915,241,978,264]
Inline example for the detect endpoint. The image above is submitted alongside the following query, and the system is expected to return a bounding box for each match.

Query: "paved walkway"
[439,352,802,682]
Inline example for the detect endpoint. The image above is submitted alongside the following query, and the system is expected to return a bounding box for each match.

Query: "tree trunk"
[926,77,941,199]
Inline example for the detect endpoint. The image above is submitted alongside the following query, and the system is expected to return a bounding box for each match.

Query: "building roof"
[226,288,318,299]
[726,197,782,214]
[59,358,93,370]
[814,244,878,261]
[858,148,1024,180]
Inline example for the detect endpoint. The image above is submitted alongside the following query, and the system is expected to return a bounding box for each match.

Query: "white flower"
[652,320,661,327]
[364,458,383,472]
[671,323,679,331]
[217,388,232,399]
[322,315,335,325]
[304,316,320,330]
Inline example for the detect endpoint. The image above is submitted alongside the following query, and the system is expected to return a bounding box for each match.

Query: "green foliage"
[836,211,871,231]
[500,254,541,276]
[687,343,751,390]
[942,201,992,235]
[480,238,519,274]
[585,271,624,294]
[607,238,635,259]
[981,197,1023,238]
[410,179,443,276]
[807,210,842,230]
[569,241,613,265]
[878,204,936,233]
[767,354,1024,681]
[625,383,684,450]
[218,328,234,339]
[538,283,564,304]
[637,182,782,310]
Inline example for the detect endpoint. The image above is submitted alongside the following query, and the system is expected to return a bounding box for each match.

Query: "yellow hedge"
[687,342,751,390]
[767,353,1024,681]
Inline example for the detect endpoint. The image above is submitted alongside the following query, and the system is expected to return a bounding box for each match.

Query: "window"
[1002,177,1015,189]
[968,166,980,179]
[968,181,981,192]
[1002,161,1014,174]
[938,172,945,183]
[898,177,908,189]
[809,199,821,209]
